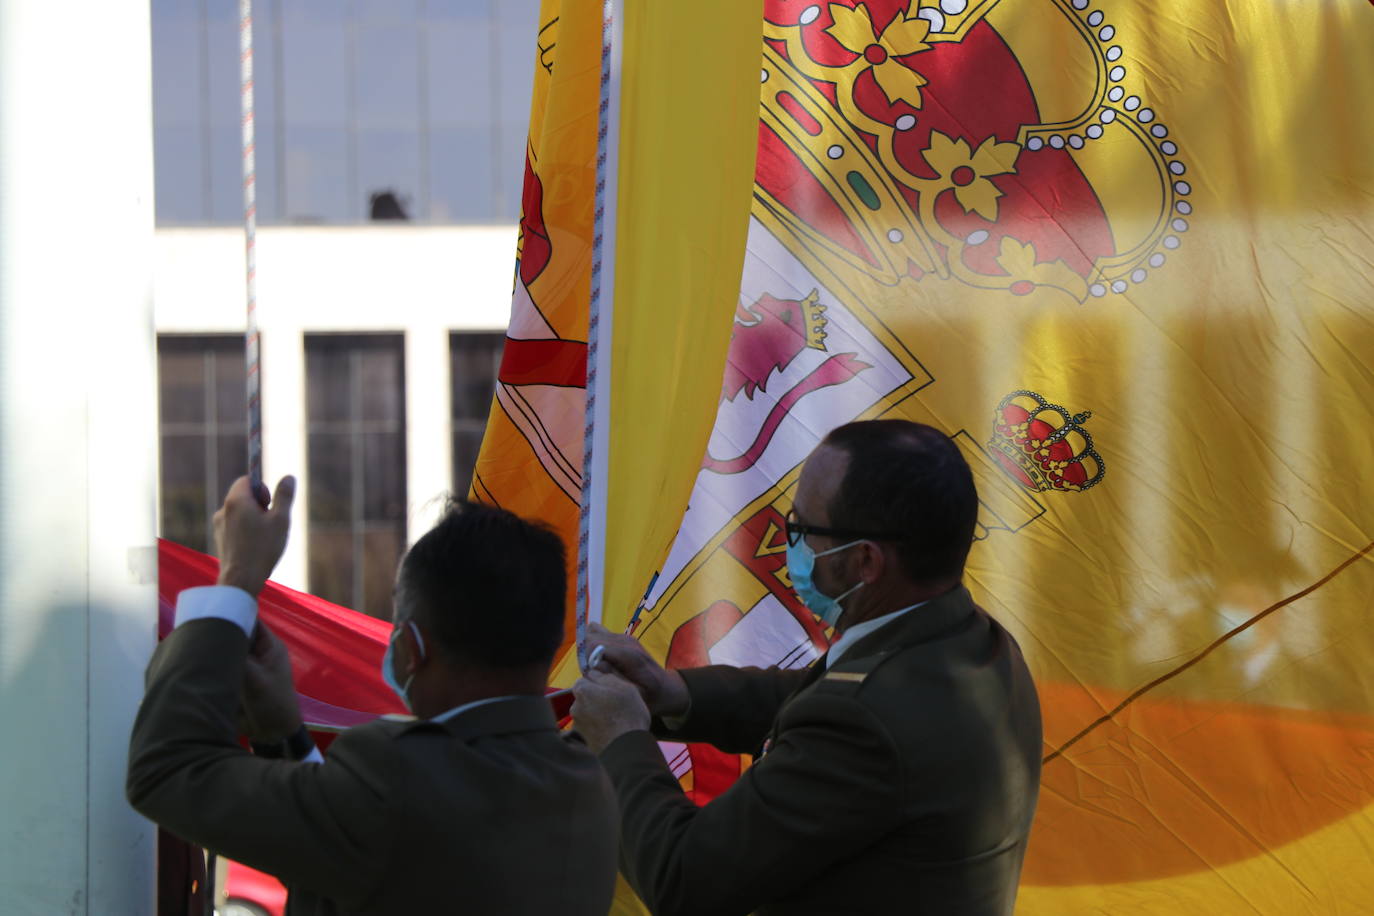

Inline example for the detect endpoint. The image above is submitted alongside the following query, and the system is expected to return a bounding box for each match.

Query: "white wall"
[0,0,158,912]
[153,225,515,589]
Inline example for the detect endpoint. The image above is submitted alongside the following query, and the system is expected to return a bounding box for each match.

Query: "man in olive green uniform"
[573,419,1042,916]
[128,479,618,915]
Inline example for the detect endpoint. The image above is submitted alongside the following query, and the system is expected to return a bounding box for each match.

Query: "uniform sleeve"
[127,618,400,909]
[654,664,811,753]
[603,688,905,916]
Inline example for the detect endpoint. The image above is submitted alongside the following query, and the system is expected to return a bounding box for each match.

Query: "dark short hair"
[399,500,565,668]
[822,419,978,584]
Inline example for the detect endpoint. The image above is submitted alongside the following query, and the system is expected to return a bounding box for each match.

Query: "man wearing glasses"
[572,419,1043,916]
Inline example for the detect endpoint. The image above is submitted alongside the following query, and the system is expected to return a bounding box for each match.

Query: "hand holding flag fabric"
[570,668,652,754]
[583,622,690,720]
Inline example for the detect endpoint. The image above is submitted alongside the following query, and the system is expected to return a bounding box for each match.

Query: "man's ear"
[401,621,429,676]
[858,540,887,584]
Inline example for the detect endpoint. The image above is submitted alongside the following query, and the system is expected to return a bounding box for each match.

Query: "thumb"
[270,475,297,518]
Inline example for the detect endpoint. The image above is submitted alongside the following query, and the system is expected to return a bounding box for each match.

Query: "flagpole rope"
[575,0,616,672]
[240,0,262,491]
[205,2,258,907]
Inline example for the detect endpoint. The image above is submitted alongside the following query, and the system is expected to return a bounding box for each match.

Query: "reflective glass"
[358,129,422,220]
[284,125,350,222]
[430,126,494,222]
[154,126,208,224]
[356,25,421,128]
[152,0,543,224]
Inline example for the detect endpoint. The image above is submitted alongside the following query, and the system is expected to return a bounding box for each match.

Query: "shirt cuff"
[174,585,258,637]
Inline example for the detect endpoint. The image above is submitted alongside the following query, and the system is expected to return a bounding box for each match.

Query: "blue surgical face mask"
[786,537,866,627]
[381,619,426,710]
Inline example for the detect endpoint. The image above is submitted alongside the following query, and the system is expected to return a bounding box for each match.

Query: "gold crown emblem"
[988,390,1104,493]
[797,289,829,350]
[756,1,1189,302]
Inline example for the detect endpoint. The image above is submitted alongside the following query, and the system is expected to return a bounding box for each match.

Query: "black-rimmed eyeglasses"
[783,508,897,547]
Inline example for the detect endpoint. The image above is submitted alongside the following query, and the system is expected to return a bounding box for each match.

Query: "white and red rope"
[575,0,618,670]
[240,0,262,489]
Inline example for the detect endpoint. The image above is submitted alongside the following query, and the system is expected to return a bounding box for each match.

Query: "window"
[151,0,542,224]
[306,334,407,618]
[450,331,505,496]
[158,335,251,553]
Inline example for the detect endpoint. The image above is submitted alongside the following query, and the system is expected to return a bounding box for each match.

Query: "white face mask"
[380,619,425,710]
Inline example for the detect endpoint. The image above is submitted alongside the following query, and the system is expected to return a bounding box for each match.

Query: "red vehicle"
[221,860,287,916]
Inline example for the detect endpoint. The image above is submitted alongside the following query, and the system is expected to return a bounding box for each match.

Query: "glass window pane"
[452,427,485,496]
[215,433,250,505]
[159,336,259,550]
[160,348,207,425]
[151,18,202,128]
[362,432,406,520]
[429,126,494,221]
[358,129,421,221]
[209,123,244,225]
[161,433,210,552]
[252,4,283,224]
[306,335,407,611]
[361,527,405,620]
[281,20,348,125]
[356,0,418,22]
[426,20,493,128]
[306,340,353,422]
[427,0,492,18]
[308,431,355,524]
[214,345,249,423]
[155,125,209,225]
[356,25,420,128]
[493,2,540,220]
[281,0,348,29]
[357,343,404,422]
[450,332,503,492]
[205,9,240,126]
[450,332,503,418]
[308,527,355,608]
[284,125,350,223]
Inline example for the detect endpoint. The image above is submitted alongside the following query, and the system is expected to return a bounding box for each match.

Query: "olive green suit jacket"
[600,585,1042,916]
[127,618,619,916]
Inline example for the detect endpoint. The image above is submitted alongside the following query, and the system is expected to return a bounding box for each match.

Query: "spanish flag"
[472,1,1374,911]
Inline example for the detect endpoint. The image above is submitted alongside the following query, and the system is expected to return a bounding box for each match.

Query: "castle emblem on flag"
[988,390,1105,493]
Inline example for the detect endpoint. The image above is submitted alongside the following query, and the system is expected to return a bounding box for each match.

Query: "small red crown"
[988,390,1104,493]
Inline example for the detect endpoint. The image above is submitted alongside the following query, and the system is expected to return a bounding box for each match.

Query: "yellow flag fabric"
[470,0,760,687]
[474,0,1374,911]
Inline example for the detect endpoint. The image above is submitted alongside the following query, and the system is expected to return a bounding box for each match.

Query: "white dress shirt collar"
[431,695,525,723]
[825,600,927,668]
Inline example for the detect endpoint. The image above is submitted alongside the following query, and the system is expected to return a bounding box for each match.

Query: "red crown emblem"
[988,390,1104,493]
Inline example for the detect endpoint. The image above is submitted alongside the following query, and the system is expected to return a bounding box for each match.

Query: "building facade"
[152,0,537,617]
